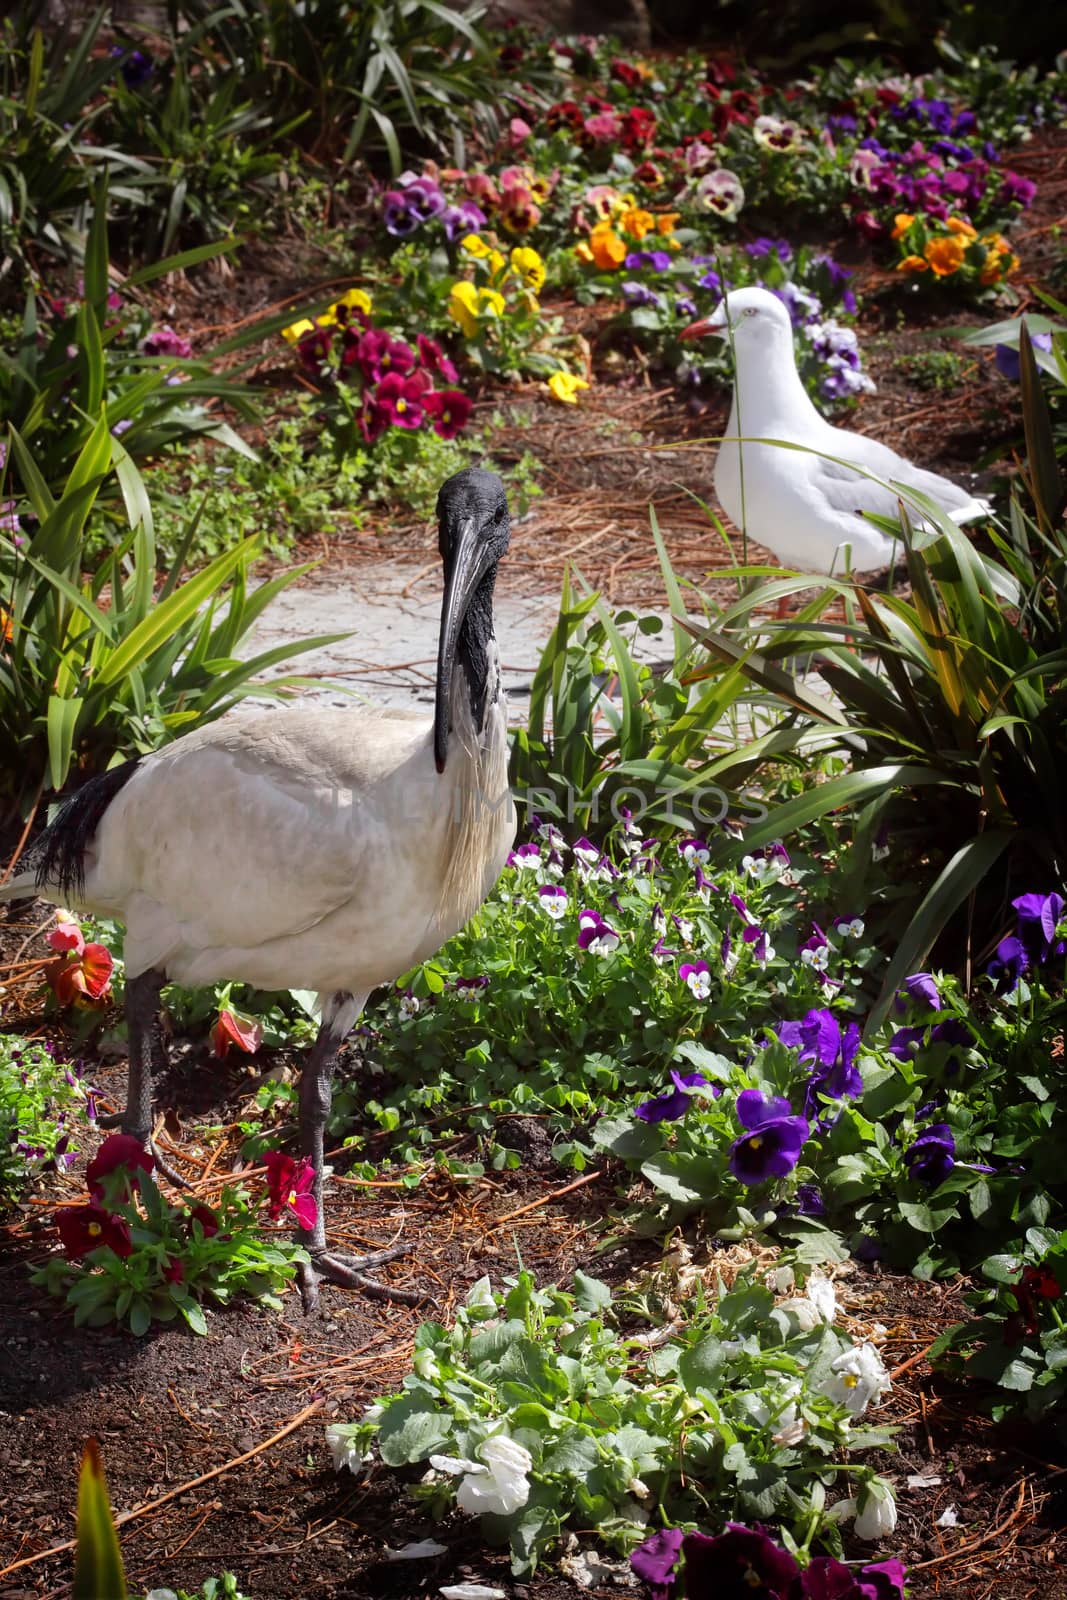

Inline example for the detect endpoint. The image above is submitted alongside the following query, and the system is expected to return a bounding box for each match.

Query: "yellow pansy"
[945,216,977,239]
[478,288,506,318]
[547,371,590,405]
[461,233,493,258]
[620,207,655,240]
[281,317,317,344]
[330,286,373,317]
[487,248,508,284]
[510,246,546,294]
[448,281,481,338]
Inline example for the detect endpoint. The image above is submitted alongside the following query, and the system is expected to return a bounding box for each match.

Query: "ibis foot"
[298,1242,425,1313]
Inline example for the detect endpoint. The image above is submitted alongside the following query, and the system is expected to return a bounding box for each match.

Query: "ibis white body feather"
[2,466,517,1309]
[685,287,990,575]
[28,682,513,999]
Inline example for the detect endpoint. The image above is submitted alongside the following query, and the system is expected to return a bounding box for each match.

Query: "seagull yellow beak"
[678,316,727,341]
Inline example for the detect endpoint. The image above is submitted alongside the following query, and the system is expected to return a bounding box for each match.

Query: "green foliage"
[34,1164,306,1335]
[0,421,345,807]
[168,0,503,170]
[147,401,541,567]
[1,190,248,496]
[145,1579,249,1600]
[325,1265,895,1575]
[0,1035,88,1197]
[895,349,967,391]
[510,524,814,836]
[74,1439,127,1600]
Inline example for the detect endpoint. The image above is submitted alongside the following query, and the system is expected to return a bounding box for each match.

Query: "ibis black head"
[434,468,511,773]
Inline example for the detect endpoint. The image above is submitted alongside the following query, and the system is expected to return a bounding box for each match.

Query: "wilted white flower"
[385,1540,449,1560]
[456,1434,532,1516]
[440,1587,507,1600]
[465,1275,496,1310]
[627,1476,652,1498]
[936,1504,959,1528]
[822,1342,891,1416]
[805,1271,838,1325]
[430,1453,484,1475]
[853,1479,898,1540]
[325,1423,367,1475]
[413,1346,440,1380]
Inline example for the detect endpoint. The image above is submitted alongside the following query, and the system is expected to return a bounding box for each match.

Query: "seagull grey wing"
[813,455,912,522]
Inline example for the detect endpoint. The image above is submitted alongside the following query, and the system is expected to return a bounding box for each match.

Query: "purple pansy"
[681,1525,799,1598]
[630,1527,684,1599]
[636,1069,715,1123]
[1013,891,1065,960]
[508,842,541,871]
[729,1091,809,1185]
[988,933,1028,993]
[895,972,941,1013]
[995,331,1052,381]
[679,959,712,999]
[778,1008,862,1117]
[455,975,489,1001]
[906,1123,955,1186]
[577,908,619,955]
[538,884,568,920]
[440,199,487,240]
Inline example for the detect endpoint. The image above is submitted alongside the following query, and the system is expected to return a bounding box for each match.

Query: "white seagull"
[3,467,516,1308]
[680,286,989,575]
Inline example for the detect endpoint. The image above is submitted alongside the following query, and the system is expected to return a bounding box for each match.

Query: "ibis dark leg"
[296,989,418,1313]
[98,968,186,1186]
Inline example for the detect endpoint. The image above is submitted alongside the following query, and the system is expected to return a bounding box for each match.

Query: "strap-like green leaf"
[73,1439,128,1600]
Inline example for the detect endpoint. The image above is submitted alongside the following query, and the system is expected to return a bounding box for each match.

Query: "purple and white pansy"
[577,908,620,956]
[538,884,569,920]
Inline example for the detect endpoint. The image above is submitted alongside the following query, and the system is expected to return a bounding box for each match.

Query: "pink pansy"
[416,333,459,385]
[210,1008,263,1059]
[356,328,416,385]
[47,917,85,955]
[87,1133,154,1201]
[424,389,472,440]
[263,1150,318,1229]
[374,370,430,430]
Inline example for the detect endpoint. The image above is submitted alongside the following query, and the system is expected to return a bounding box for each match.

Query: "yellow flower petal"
[547,371,590,405]
[281,317,316,344]
[461,233,492,258]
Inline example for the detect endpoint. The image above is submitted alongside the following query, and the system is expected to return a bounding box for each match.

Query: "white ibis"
[3,467,516,1308]
[680,286,989,577]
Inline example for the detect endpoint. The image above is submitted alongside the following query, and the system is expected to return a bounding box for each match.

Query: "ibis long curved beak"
[679,316,727,342]
[434,514,495,774]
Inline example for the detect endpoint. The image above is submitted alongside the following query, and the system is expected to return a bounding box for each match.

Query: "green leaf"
[572,1270,611,1313]
[73,1440,127,1600]
[46,695,82,791]
[377,1393,451,1466]
[678,1334,726,1394]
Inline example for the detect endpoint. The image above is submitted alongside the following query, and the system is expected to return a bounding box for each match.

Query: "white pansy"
[805,1271,838,1325]
[627,1476,652,1498]
[751,1378,802,1430]
[361,1402,384,1425]
[853,1479,898,1540]
[412,1346,440,1380]
[822,1342,891,1416]
[779,1296,821,1333]
[430,1453,484,1475]
[465,1274,496,1309]
[325,1423,367,1475]
[456,1434,532,1516]
[801,944,829,971]
[399,993,420,1019]
[838,917,865,938]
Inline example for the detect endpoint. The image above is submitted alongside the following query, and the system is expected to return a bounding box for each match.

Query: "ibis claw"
[297,1242,426,1313]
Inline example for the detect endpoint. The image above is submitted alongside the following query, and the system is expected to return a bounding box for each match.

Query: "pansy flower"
[210,1008,263,1059]
[800,924,830,973]
[577,909,619,956]
[538,884,568,919]
[679,959,712,1000]
[508,842,542,872]
[678,836,709,865]
[423,389,472,441]
[398,990,420,1019]
[86,1133,153,1201]
[45,938,114,1008]
[55,1204,133,1260]
[681,1524,799,1598]
[630,1527,684,1599]
[456,975,490,1002]
[729,1090,809,1185]
[263,1150,317,1229]
[636,1069,713,1124]
[694,168,745,219]
[906,1122,955,1186]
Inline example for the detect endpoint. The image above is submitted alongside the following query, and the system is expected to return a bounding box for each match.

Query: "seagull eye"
[744,307,758,317]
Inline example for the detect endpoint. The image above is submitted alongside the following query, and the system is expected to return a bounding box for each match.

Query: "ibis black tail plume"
[30,759,141,901]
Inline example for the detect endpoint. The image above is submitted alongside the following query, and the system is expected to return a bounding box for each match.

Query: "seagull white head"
[679,285,796,355]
